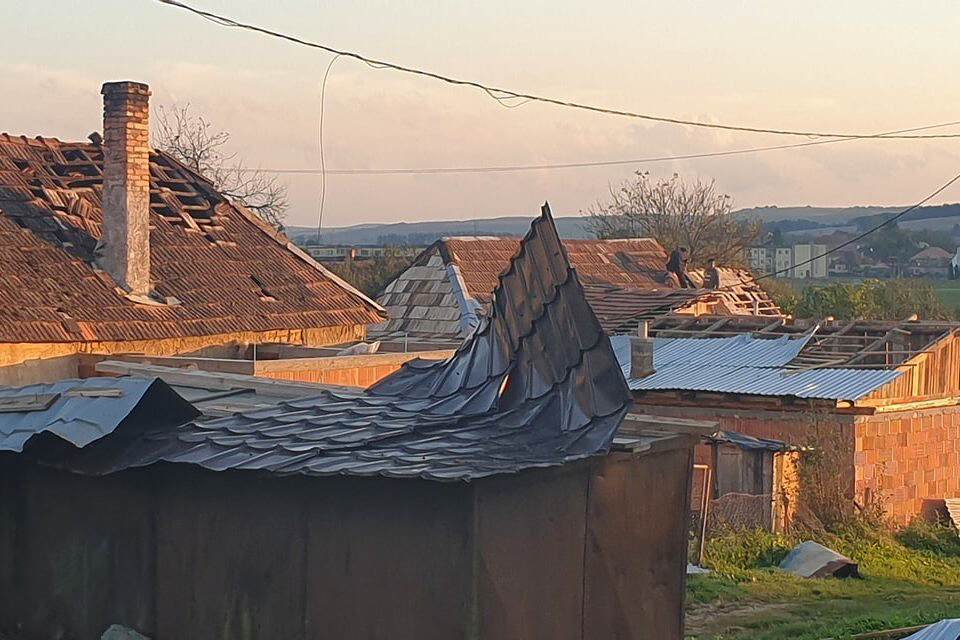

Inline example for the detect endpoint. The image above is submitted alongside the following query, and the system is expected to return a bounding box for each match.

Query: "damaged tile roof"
[372,234,779,340]
[0,134,384,343]
[55,204,635,481]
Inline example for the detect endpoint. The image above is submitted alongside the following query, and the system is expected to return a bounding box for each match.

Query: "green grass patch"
[687,523,960,639]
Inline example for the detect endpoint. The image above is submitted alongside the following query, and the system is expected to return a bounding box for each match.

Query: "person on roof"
[704,257,720,289]
[667,247,695,288]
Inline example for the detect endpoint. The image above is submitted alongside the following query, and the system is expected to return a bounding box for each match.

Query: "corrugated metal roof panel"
[0,377,197,452]
[612,335,900,401]
[650,334,810,368]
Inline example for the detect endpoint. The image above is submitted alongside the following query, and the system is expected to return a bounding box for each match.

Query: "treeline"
[764,279,954,321]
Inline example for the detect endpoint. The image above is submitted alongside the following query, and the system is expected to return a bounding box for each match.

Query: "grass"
[931,280,960,312]
[686,521,960,639]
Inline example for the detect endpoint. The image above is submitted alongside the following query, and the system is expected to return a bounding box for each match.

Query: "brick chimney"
[628,320,655,379]
[100,81,151,297]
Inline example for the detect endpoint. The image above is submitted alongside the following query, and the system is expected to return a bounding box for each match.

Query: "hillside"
[291,204,960,246]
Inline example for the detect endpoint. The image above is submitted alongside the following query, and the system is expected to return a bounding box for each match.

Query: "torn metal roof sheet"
[708,430,798,452]
[0,377,197,452]
[612,335,901,401]
[60,204,635,481]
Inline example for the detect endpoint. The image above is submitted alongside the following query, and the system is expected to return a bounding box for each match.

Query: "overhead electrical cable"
[241,120,960,176]
[155,0,960,140]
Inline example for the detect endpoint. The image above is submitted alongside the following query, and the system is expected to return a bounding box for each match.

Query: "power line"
[316,54,339,244]
[241,120,960,176]
[156,0,960,141]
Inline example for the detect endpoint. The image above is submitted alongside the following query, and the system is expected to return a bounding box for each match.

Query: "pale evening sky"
[2,1,959,228]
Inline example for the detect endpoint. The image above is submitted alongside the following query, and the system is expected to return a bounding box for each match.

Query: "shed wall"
[1,464,472,640]
[583,449,692,640]
[475,465,588,640]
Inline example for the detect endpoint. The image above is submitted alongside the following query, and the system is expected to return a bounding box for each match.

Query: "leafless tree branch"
[582,172,761,267]
[154,103,288,230]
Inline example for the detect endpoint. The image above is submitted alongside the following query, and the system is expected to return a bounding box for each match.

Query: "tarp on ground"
[778,541,860,578]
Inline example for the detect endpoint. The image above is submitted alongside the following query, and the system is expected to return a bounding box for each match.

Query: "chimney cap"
[101,81,151,96]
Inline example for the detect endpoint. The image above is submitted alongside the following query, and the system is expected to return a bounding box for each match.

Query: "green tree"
[772,279,954,321]
[325,250,414,298]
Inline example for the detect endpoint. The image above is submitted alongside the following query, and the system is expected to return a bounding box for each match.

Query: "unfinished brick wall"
[856,407,960,525]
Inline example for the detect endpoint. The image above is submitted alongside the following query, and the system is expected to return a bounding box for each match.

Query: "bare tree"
[154,104,288,230]
[584,172,761,267]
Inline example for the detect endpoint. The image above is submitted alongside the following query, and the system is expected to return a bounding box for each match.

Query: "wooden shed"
[1,206,704,640]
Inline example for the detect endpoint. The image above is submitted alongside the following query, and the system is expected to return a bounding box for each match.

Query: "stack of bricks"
[100,81,151,297]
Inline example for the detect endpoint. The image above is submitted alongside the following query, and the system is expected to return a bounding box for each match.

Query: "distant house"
[1,207,705,640]
[373,236,779,344]
[623,314,960,525]
[0,81,384,385]
[747,243,827,278]
[909,246,953,278]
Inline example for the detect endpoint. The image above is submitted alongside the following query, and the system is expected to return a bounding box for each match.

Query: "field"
[932,280,960,313]
[685,524,960,639]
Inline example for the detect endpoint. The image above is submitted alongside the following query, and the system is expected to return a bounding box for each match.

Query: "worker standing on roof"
[704,258,720,289]
[667,247,695,288]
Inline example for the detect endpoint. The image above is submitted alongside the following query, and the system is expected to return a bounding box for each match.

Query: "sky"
[2,1,960,228]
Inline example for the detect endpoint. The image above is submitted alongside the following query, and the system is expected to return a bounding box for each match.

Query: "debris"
[101,625,151,640]
[687,564,711,575]
[901,619,960,640]
[336,341,381,355]
[778,540,860,578]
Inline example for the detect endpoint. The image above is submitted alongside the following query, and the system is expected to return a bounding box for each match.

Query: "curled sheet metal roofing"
[62,204,636,482]
[0,377,198,452]
[903,619,960,640]
[612,335,901,401]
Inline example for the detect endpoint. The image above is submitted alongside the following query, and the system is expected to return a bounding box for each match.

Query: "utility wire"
[243,120,960,176]
[156,0,960,141]
[316,54,339,244]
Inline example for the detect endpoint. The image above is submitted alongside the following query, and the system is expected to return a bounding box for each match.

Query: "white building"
[747,244,827,279]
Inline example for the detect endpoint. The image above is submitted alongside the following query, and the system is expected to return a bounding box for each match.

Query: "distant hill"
[289,204,960,247]
[287,216,595,245]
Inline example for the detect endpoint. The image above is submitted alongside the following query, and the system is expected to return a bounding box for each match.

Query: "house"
[617,315,960,525]
[0,81,384,386]
[747,243,828,278]
[373,235,779,345]
[0,205,706,640]
[909,246,953,278]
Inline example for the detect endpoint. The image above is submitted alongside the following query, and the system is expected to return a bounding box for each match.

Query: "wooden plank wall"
[862,334,960,405]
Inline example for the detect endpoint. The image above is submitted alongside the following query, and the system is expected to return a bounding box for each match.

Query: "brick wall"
[101,81,151,296]
[856,407,960,525]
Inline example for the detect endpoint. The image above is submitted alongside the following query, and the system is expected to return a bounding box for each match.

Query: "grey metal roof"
[59,204,635,482]
[650,334,810,368]
[612,335,901,401]
[0,377,197,452]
